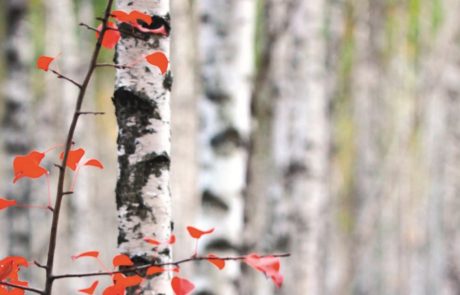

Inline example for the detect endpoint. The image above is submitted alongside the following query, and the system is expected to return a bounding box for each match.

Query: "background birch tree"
[2,0,33,263]
[195,0,256,293]
[113,0,173,293]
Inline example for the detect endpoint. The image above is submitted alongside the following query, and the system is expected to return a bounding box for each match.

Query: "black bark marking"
[202,190,229,212]
[205,87,231,103]
[113,87,170,239]
[163,71,173,91]
[210,127,246,155]
[206,238,238,252]
[118,14,171,41]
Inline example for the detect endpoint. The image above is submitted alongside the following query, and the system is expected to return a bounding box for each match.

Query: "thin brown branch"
[79,23,98,33]
[34,260,48,270]
[0,281,44,294]
[52,253,291,280]
[95,63,129,69]
[44,0,115,294]
[77,111,106,115]
[50,70,82,89]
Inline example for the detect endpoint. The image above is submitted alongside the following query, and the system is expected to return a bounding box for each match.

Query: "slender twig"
[34,261,48,270]
[43,1,115,294]
[50,70,82,89]
[79,23,98,33]
[0,281,44,294]
[77,111,106,115]
[95,63,129,69]
[52,253,291,280]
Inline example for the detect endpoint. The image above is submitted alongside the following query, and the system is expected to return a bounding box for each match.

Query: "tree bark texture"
[2,0,33,261]
[195,0,256,293]
[114,0,173,293]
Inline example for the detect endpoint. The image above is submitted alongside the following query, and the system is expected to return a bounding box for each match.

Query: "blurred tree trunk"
[243,0,330,294]
[196,0,256,293]
[2,0,32,261]
[113,0,172,293]
[39,0,81,292]
[170,0,199,276]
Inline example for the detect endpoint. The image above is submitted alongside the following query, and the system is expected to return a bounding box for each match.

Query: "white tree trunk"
[2,0,33,261]
[243,0,329,294]
[170,0,199,277]
[114,0,172,293]
[196,0,255,293]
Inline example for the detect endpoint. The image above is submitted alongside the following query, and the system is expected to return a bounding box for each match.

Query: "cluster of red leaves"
[0,256,29,295]
[94,9,169,74]
[0,147,103,212]
[72,227,283,295]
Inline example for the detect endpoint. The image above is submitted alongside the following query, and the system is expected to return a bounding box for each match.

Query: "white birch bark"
[170,0,199,276]
[2,0,33,261]
[114,0,172,293]
[196,0,255,293]
[38,0,81,292]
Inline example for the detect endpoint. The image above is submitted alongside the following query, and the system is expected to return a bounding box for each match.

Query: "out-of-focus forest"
[1,0,460,294]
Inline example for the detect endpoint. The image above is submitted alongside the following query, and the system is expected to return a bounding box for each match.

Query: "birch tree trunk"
[243,1,330,294]
[2,0,32,260]
[170,0,198,276]
[196,0,255,293]
[113,0,172,293]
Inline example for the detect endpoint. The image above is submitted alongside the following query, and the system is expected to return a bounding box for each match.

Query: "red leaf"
[168,234,176,245]
[144,238,161,246]
[102,285,125,295]
[96,22,120,49]
[207,254,225,270]
[36,55,54,71]
[146,266,165,275]
[145,52,169,75]
[13,151,47,183]
[84,159,104,169]
[244,254,284,288]
[60,148,85,171]
[186,226,215,239]
[113,273,143,287]
[0,260,14,281]
[0,198,17,210]
[112,254,133,267]
[78,281,99,295]
[171,276,195,295]
[129,10,152,25]
[111,10,131,23]
[72,251,99,260]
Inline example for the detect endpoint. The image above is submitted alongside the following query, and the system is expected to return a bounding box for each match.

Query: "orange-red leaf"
[60,148,85,171]
[96,22,120,49]
[129,10,152,25]
[186,226,215,239]
[111,10,152,26]
[71,251,99,260]
[84,159,104,169]
[244,254,284,288]
[0,198,17,210]
[146,266,165,276]
[144,238,161,246]
[36,55,54,71]
[171,276,195,295]
[207,254,225,270]
[78,281,99,295]
[102,285,125,295]
[113,273,143,287]
[111,10,131,23]
[168,234,176,245]
[0,260,14,281]
[13,151,47,183]
[145,52,169,75]
[112,254,133,267]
